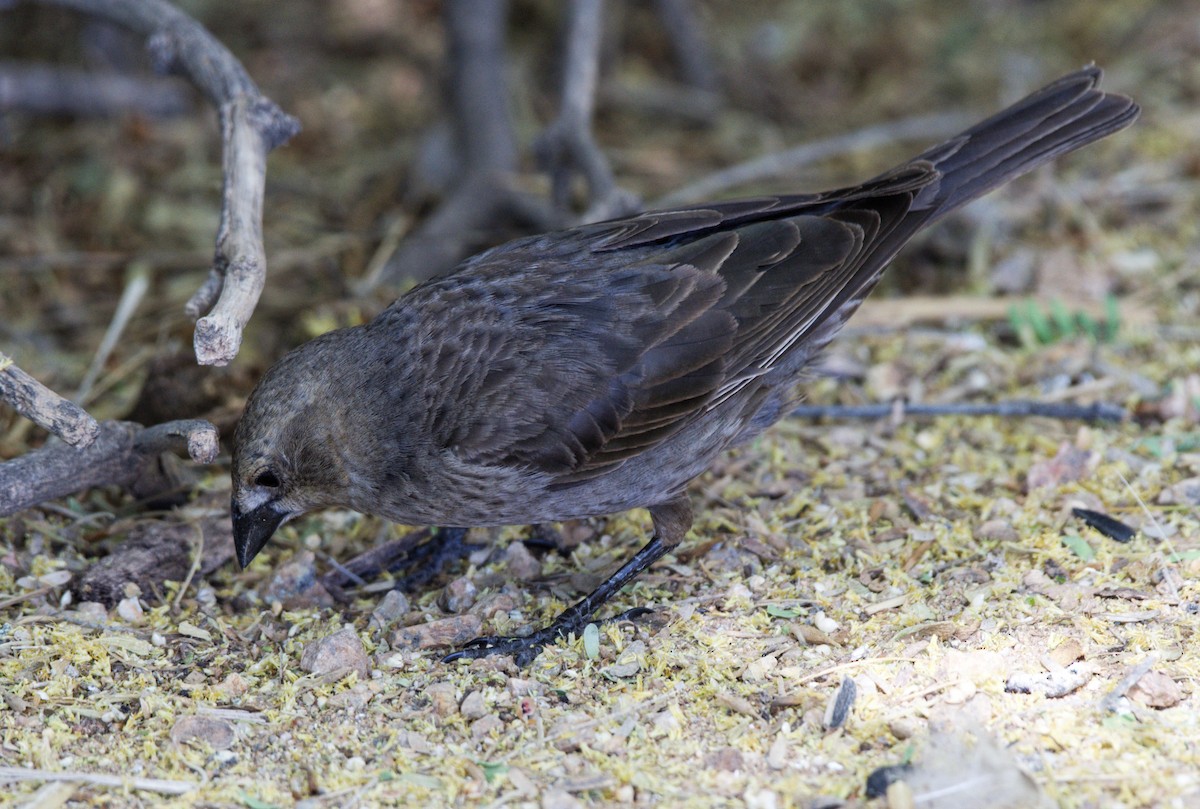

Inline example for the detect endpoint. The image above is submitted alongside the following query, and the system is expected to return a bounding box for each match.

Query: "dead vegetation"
[1,1,1198,807]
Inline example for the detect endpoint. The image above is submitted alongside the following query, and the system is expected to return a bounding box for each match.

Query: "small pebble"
[460,690,487,720]
[170,715,236,750]
[425,682,458,717]
[743,787,778,809]
[370,590,410,627]
[602,640,646,679]
[767,733,789,769]
[704,747,744,772]
[390,614,483,650]
[264,550,333,608]
[504,542,542,581]
[813,611,839,634]
[1128,670,1183,709]
[823,677,857,729]
[300,626,370,679]
[116,597,144,624]
[541,789,584,809]
[76,602,108,623]
[439,576,477,613]
[1005,664,1091,698]
[38,570,73,588]
[977,519,1019,543]
[470,715,503,740]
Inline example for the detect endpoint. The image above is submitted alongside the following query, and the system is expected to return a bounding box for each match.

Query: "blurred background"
[1,0,1191,451]
[2,4,1198,806]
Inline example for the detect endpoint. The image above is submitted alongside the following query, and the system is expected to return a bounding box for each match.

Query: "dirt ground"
[1,1,1197,807]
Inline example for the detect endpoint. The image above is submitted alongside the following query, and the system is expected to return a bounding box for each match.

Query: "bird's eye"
[254,470,281,489]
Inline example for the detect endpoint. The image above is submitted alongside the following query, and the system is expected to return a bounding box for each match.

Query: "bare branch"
[535,0,640,223]
[447,0,517,174]
[0,766,194,797]
[20,0,301,365]
[790,400,1128,423]
[651,0,719,95]
[73,511,233,606]
[654,112,973,207]
[0,418,217,518]
[370,0,558,287]
[0,351,99,448]
[0,61,191,117]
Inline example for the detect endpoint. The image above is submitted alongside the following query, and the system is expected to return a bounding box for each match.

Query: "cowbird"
[233,67,1136,665]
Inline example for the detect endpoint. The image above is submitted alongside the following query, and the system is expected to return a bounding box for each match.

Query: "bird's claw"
[442,606,656,666]
[442,631,555,667]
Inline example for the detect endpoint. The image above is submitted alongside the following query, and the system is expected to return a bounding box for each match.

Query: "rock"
[541,789,584,809]
[300,626,370,679]
[704,747,744,772]
[470,714,503,740]
[1005,664,1092,698]
[1048,639,1085,668]
[424,682,458,717]
[370,590,410,629]
[767,733,788,769]
[472,591,517,618]
[504,542,542,581]
[460,690,487,720]
[170,715,236,750]
[264,550,334,608]
[742,654,777,683]
[977,519,1019,543]
[439,576,477,613]
[216,672,250,699]
[390,614,483,650]
[1026,443,1095,491]
[38,570,73,587]
[602,640,646,679]
[116,597,144,624]
[549,712,595,752]
[329,682,375,710]
[1158,476,1200,506]
[1128,670,1183,709]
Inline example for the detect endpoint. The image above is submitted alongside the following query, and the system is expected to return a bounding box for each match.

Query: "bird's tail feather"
[904,65,1138,217]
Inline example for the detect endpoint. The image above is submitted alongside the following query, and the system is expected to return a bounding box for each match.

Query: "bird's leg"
[392,526,484,592]
[444,497,692,667]
[523,523,567,554]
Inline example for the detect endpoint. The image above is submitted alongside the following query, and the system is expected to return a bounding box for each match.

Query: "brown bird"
[233,67,1136,665]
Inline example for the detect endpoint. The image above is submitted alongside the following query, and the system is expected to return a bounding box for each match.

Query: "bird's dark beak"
[232,498,288,569]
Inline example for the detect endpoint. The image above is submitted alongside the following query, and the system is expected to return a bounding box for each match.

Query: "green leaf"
[1168,549,1200,562]
[766,605,801,619]
[477,761,508,783]
[396,773,442,789]
[239,793,280,809]
[583,622,600,659]
[1061,534,1095,561]
[1050,299,1075,340]
[1104,294,1121,341]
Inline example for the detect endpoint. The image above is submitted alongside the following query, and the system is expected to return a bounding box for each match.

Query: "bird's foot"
[392,527,483,592]
[443,605,653,667]
[444,532,674,667]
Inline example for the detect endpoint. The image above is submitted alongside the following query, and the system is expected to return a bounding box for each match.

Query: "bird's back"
[364,67,1136,524]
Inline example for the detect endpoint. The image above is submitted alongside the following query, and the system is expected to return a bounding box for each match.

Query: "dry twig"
[368,0,555,288]
[0,61,191,117]
[0,418,218,517]
[0,766,194,797]
[0,351,99,448]
[535,0,640,223]
[654,112,972,207]
[16,0,301,365]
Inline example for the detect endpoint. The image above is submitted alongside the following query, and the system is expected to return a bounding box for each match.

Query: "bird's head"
[231,334,358,568]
